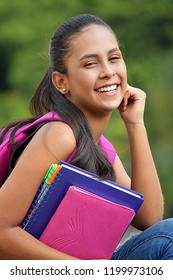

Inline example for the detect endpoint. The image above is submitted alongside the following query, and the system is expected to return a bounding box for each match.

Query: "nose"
[99,63,115,79]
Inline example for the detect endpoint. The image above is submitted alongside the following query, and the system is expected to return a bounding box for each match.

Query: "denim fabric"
[111,218,173,260]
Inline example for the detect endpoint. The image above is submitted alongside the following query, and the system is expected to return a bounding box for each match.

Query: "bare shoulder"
[14,120,76,178]
[31,121,76,161]
[41,121,76,144]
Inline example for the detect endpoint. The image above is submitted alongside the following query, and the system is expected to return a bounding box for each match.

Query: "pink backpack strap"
[98,135,116,165]
[21,111,63,132]
[1,112,63,146]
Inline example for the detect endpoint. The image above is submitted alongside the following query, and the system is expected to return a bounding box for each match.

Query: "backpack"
[0,111,62,186]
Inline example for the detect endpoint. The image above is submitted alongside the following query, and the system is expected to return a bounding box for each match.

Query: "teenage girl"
[0,14,173,260]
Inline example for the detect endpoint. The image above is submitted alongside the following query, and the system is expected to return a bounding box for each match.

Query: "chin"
[105,102,120,112]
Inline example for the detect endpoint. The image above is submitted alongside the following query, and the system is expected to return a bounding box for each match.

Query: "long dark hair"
[0,14,116,181]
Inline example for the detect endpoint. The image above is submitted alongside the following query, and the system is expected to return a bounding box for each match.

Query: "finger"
[119,97,128,112]
[126,83,131,92]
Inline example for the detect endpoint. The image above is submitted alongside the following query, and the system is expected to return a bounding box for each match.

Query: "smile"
[96,85,118,93]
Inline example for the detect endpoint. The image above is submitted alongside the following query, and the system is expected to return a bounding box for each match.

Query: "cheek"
[76,73,95,90]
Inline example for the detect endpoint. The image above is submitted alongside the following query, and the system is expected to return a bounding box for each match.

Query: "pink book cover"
[39,186,135,259]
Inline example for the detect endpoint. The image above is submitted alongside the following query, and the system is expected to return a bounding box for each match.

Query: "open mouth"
[95,84,118,93]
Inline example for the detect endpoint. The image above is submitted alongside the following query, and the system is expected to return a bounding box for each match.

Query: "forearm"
[0,227,78,260]
[126,123,164,229]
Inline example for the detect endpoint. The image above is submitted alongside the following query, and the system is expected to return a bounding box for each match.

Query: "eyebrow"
[79,47,120,61]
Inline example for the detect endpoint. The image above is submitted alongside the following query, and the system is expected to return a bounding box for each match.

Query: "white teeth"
[96,85,117,92]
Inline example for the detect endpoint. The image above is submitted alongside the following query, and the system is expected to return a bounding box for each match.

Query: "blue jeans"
[111,218,173,260]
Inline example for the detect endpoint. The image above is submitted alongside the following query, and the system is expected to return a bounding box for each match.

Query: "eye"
[84,61,98,68]
[109,55,120,61]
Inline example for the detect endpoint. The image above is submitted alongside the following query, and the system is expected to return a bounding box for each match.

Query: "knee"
[152,218,173,234]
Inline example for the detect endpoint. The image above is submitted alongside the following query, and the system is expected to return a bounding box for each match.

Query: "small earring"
[62,88,66,92]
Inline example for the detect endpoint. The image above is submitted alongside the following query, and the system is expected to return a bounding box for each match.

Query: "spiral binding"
[20,164,61,230]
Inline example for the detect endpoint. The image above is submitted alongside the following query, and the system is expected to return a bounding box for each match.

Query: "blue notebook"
[21,161,144,238]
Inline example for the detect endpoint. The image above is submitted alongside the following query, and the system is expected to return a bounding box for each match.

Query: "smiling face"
[54,24,127,117]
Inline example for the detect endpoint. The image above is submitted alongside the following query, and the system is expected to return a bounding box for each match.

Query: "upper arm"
[113,154,131,189]
[0,121,76,227]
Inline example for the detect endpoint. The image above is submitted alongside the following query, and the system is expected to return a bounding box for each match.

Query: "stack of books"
[21,161,144,259]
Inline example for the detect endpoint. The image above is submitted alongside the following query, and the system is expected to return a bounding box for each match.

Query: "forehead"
[68,25,118,58]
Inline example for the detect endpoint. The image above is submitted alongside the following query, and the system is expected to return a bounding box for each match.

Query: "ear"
[52,71,68,94]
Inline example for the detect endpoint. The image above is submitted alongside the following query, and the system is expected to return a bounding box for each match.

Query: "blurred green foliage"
[0,0,173,217]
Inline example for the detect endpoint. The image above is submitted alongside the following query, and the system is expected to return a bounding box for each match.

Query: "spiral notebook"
[20,164,61,232]
[39,185,136,259]
[21,161,144,239]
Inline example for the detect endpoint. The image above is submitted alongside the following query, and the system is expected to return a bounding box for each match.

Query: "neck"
[84,112,111,143]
